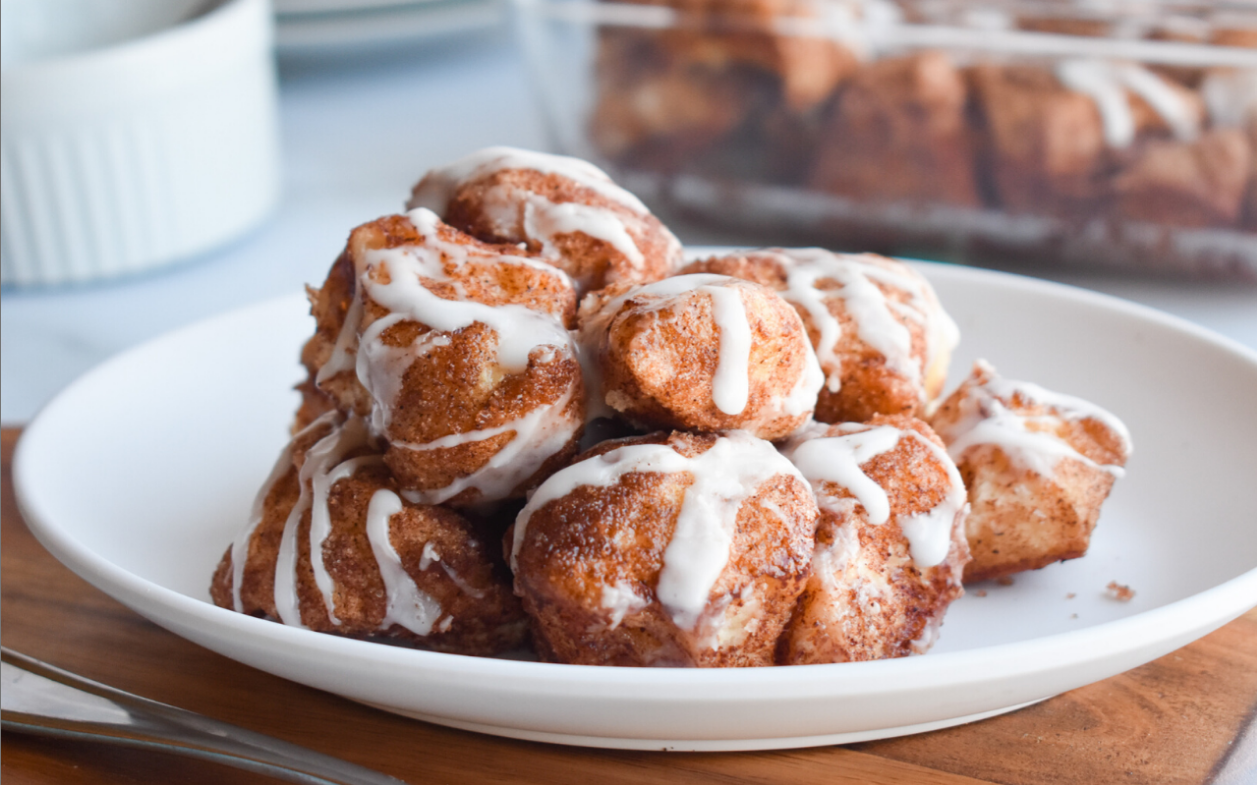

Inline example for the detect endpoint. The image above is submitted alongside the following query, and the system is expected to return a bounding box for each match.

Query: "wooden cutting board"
[2,427,1254,785]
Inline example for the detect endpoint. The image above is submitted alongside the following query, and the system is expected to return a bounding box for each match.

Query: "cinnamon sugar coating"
[578,274,822,439]
[969,62,1232,224]
[510,430,818,666]
[210,415,528,656]
[590,0,857,174]
[777,415,970,664]
[970,64,1112,216]
[407,148,682,295]
[215,137,1148,667]
[301,211,583,507]
[682,250,956,424]
[1113,128,1252,228]
[930,362,1131,584]
[811,52,980,208]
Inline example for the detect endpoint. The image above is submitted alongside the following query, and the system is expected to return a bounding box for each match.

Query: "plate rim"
[12,260,1257,745]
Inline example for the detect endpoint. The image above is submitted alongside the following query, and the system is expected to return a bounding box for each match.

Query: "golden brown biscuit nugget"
[622,0,858,111]
[407,147,682,295]
[1113,128,1251,228]
[930,361,1132,584]
[510,429,818,666]
[683,250,958,424]
[589,0,857,173]
[302,208,584,507]
[578,273,824,440]
[972,59,1219,223]
[811,51,981,208]
[970,63,1111,216]
[777,415,970,664]
[211,412,528,656]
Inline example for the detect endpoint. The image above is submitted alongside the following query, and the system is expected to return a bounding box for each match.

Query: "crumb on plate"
[1106,581,1135,601]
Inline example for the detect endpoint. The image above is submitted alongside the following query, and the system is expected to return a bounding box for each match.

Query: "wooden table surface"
[3,426,1256,785]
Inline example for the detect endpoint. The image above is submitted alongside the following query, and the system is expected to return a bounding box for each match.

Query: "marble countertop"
[3,28,1256,423]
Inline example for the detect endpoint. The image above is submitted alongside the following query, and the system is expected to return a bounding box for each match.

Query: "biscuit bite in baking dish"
[777,415,970,664]
[1112,128,1252,228]
[929,361,1132,584]
[407,146,683,295]
[210,412,528,656]
[969,63,1113,217]
[682,249,958,424]
[577,273,824,440]
[810,51,981,208]
[510,430,818,667]
[589,0,857,178]
[301,208,584,508]
[968,59,1242,227]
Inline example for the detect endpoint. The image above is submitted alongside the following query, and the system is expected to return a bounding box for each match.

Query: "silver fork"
[0,647,407,785]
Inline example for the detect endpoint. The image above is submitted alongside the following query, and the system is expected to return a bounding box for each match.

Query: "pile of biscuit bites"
[211,147,1131,667]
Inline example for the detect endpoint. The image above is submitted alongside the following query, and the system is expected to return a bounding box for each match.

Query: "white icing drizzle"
[355,316,451,435]
[777,344,825,420]
[358,209,574,394]
[936,361,1131,480]
[1119,63,1199,142]
[1056,59,1200,148]
[578,274,759,417]
[364,488,443,636]
[409,146,650,215]
[1201,68,1257,129]
[522,199,646,271]
[706,284,752,415]
[316,207,581,505]
[419,542,440,570]
[406,524,486,599]
[765,249,958,398]
[273,413,379,629]
[397,386,577,506]
[230,433,299,613]
[786,424,903,525]
[309,452,380,625]
[409,147,684,295]
[512,442,690,571]
[897,432,967,568]
[512,431,806,630]
[319,206,572,402]
[316,286,364,385]
[783,421,967,568]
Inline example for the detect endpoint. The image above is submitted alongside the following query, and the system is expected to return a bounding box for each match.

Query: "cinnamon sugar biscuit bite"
[589,0,858,178]
[407,146,683,295]
[302,207,584,507]
[1112,128,1251,228]
[810,51,980,208]
[682,250,958,424]
[211,412,528,655]
[777,415,970,664]
[577,273,824,440]
[929,361,1132,584]
[970,60,1215,221]
[510,430,818,667]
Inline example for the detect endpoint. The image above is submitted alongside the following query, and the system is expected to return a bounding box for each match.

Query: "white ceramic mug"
[1,0,281,286]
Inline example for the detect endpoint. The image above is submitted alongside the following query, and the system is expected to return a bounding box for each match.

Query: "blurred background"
[3,0,1255,423]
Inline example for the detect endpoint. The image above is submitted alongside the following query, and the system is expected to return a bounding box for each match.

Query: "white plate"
[14,262,1257,751]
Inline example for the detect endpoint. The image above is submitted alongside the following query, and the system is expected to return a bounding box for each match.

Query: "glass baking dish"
[514,0,1257,278]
